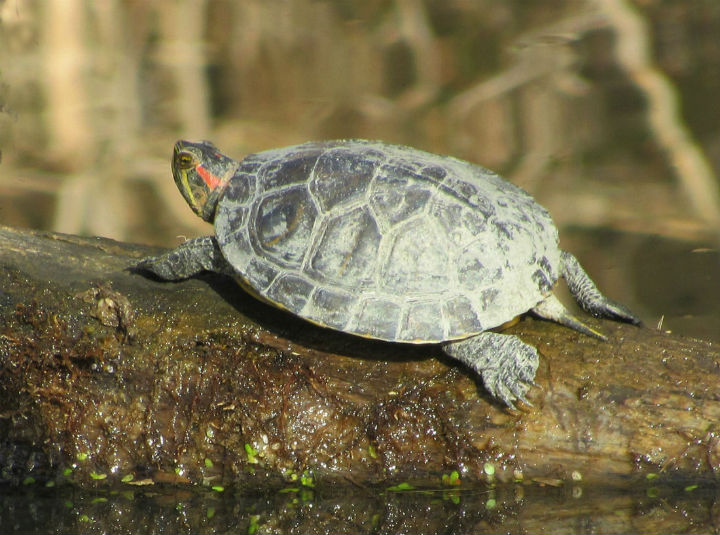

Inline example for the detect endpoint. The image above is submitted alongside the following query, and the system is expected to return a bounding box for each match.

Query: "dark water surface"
[2,479,719,534]
[564,228,720,344]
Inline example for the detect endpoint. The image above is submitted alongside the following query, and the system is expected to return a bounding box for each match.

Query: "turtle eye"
[176,152,195,169]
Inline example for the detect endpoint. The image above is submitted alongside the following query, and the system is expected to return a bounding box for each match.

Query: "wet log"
[0,224,718,490]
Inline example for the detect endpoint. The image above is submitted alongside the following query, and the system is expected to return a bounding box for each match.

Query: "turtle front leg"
[443,332,538,408]
[134,236,235,280]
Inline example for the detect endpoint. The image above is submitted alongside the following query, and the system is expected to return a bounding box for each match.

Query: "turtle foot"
[132,236,234,281]
[131,255,174,279]
[443,332,539,409]
[561,251,642,326]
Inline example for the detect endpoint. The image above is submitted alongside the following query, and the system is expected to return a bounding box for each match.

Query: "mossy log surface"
[1,225,718,490]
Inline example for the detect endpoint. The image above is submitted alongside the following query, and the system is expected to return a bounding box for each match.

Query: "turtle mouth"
[169,150,206,219]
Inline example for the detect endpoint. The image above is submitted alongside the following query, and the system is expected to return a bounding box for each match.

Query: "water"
[2,480,719,534]
[564,228,720,344]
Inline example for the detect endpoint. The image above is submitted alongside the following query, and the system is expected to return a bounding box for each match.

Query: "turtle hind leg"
[560,251,642,326]
[133,236,235,280]
[443,332,539,409]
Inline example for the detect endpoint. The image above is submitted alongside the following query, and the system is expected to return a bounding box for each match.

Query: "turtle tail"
[531,294,607,341]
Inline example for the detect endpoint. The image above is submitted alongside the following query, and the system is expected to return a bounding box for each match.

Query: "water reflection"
[564,228,720,343]
[2,481,719,534]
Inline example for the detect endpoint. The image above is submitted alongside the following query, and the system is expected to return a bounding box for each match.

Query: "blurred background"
[0,0,719,339]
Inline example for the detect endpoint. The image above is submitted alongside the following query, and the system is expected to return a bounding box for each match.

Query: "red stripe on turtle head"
[197,164,222,190]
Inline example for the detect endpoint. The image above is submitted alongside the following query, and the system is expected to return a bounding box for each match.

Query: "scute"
[442,295,483,339]
[252,186,317,268]
[214,139,561,343]
[437,175,495,218]
[216,221,253,274]
[303,287,358,331]
[457,254,493,292]
[245,257,279,292]
[428,201,480,249]
[222,169,257,206]
[399,301,445,342]
[351,298,402,340]
[309,147,381,212]
[266,273,315,313]
[380,218,450,295]
[258,149,319,191]
[307,206,381,288]
[370,164,433,227]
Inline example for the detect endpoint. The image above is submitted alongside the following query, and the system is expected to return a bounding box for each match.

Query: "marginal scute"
[442,295,483,339]
[266,273,315,314]
[399,300,445,342]
[493,220,515,241]
[216,226,253,274]
[352,298,401,340]
[438,173,495,218]
[537,255,556,281]
[532,267,554,294]
[245,257,279,292]
[304,287,357,331]
[479,287,501,309]
[421,164,447,181]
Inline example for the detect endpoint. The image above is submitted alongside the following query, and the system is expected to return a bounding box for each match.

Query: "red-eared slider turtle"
[136,139,640,407]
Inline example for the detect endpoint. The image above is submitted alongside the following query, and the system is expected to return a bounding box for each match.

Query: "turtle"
[135,139,640,407]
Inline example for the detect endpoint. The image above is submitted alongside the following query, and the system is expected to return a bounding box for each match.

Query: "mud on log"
[0,225,718,489]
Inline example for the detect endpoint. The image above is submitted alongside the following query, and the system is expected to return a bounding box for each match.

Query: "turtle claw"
[490,372,534,410]
[510,382,534,408]
[492,379,532,411]
[561,251,642,326]
[129,257,173,281]
[599,299,643,326]
[132,253,183,280]
[130,257,156,272]
[131,236,235,281]
[443,332,539,409]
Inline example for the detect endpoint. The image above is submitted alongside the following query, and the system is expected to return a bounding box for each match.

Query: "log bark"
[1,225,718,490]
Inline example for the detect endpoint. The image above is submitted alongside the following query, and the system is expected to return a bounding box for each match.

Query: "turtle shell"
[214,140,560,343]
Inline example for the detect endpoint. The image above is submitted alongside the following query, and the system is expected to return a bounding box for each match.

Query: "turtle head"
[172,140,239,222]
